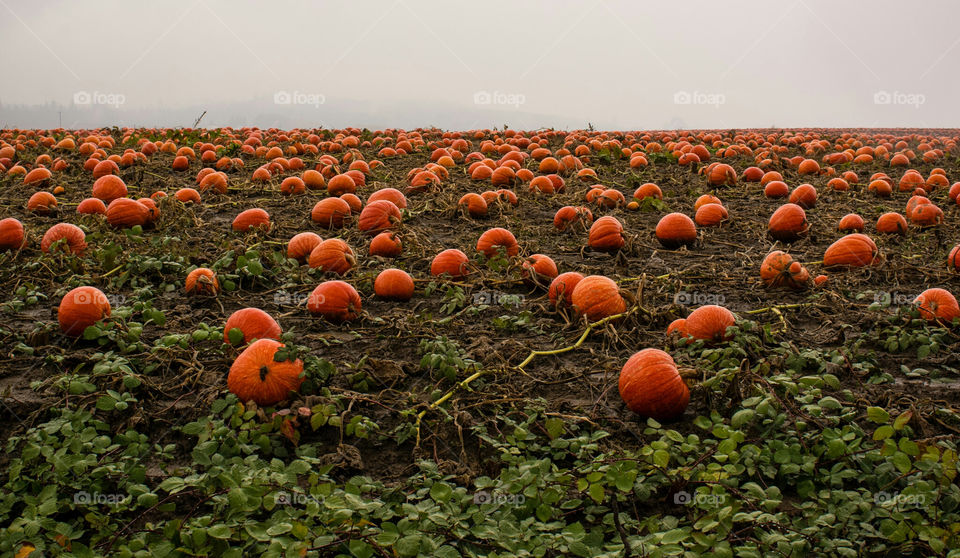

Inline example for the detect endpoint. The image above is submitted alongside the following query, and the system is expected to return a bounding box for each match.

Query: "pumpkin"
[368,187,408,209]
[302,169,326,190]
[521,254,559,285]
[571,275,626,321]
[369,231,402,257]
[374,268,415,301]
[742,167,764,182]
[763,181,790,198]
[554,206,593,231]
[327,174,357,196]
[307,280,362,321]
[768,203,808,242]
[0,218,26,251]
[595,189,626,209]
[91,175,127,202]
[310,197,352,228]
[223,308,282,345]
[876,212,907,235]
[788,184,817,209]
[949,245,960,272]
[588,216,625,251]
[287,232,323,263]
[227,338,304,406]
[823,234,878,268]
[827,178,849,191]
[138,198,159,222]
[797,159,820,175]
[58,286,111,336]
[618,348,690,420]
[760,250,809,290]
[666,318,688,338]
[77,197,107,215]
[476,228,519,258]
[909,204,943,227]
[458,193,488,217]
[548,272,584,308]
[340,193,363,213]
[41,223,86,255]
[233,208,270,232]
[197,172,228,193]
[868,179,893,197]
[706,163,737,186]
[914,288,960,323]
[694,203,727,227]
[633,183,662,201]
[308,238,355,275]
[27,191,57,214]
[684,305,736,342]
[106,198,150,228]
[655,213,697,249]
[357,200,401,234]
[838,213,864,232]
[185,268,219,295]
[431,249,469,278]
[23,167,52,187]
[280,176,306,195]
[694,195,722,211]
[175,188,202,203]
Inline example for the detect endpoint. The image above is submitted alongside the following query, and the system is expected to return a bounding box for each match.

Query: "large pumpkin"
[58,286,111,336]
[548,272,584,308]
[369,231,402,257]
[655,213,697,249]
[618,348,690,420]
[224,308,282,345]
[41,223,87,255]
[77,197,108,215]
[307,280,362,322]
[554,206,593,231]
[694,203,728,227]
[914,288,960,323]
[357,200,401,234]
[92,175,128,202]
[588,216,625,252]
[571,275,626,321]
[0,218,26,251]
[374,268,415,301]
[838,213,864,232]
[287,232,323,263]
[684,305,736,342]
[311,197,352,228]
[227,338,304,406]
[476,228,519,258]
[521,254,559,285]
[106,198,150,228]
[876,212,907,235]
[768,203,808,242]
[233,208,271,232]
[822,234,878,268]
[760,250,809,290]
[308,239,355,275]
[431,249,469,278]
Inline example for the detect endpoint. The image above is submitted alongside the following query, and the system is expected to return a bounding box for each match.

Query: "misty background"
[1,0,957,130]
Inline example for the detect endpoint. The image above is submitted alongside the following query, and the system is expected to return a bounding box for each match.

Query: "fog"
[1,0,957,130]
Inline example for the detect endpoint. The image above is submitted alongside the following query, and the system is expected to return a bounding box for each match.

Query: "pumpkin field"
[1,127,960,557]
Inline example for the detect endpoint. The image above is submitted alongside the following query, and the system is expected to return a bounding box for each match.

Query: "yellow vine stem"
[413,307,638,447]
[743,303,808,315]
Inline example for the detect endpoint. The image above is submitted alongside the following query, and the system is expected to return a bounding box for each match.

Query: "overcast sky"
[1,0,958,130]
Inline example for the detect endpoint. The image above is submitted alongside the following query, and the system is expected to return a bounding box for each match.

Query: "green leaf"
[228,328,244,346]
[82,326,103,340]
[207,525,232,539]
[891,451,912,474]
[545,418,565,439]
[429,483,452,503]
[588,482,605,504]
[873,425,894,441]
[867,407,890,424]
[731,409,755,428]
[95,395,116,411]
[661,528,688,544]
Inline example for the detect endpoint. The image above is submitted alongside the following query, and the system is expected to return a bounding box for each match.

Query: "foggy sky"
[1,0,958,130]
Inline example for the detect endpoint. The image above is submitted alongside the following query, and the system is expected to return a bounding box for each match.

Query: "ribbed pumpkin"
[287,232,323,263]
[58,286,111,336]
[307,280,362,322]
[914,288,960,323]
[223,308,282,345]
[185,268,219,295]
[521,254,559,285]
[374,268,415,301]
[876,212,907,235]
[175,188,202,203]
[279,176,306,195]
[92,175,127,202]
[23,167,52,187]
[476,228,519,258]
[327,174,357,196]
[458,193,488,217]
[368,187,408,209]
[340,193,363,214]
[197,171,228,194]
[823,234,878,268]
[106,198,150,228]
[949,245,960,272]
[227,339,304,406]
[763,181,790,198]
[760,250,809,290]
[768,203,808,242]
[655,213,697,249]
[694,195,722,210]
[684,305,736,342]
[554,206,593,231]
[618,349,690,420]
[310,197,352,228]
[838,213,864,232]
[369,231,402,257]
[430,249,469,278]
[41,223,87,255]
[694,203,728,227]
[0,218,26,251]
[588,216,625,252]
[358,200,401,234]
[548,272,584,308]
[77,197,107,215]
[788,184,818,209]
[909,204,943,228]
[138,198,159,223]
[571,275,626,321]
[706,163,737,186]
[308,239,355,275]
[632,183,662,201]
[27,191,57,214]
[233,208,270,232]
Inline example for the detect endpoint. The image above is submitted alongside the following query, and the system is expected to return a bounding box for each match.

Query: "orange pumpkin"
[27,191,58,215]
[618,348,689,420]
[694,203,728,227]
[909,204,943,228]
[458,193,488,217]
[280,176,306,195]
[0,218,26,251]
[706,163,737,186]
[311,197,352,228]
[684,305,736,342]
[58,286,111,336]
[838,213,864,232]
[632,183,662,201]
[368,187,408,209]
[914,288,960,323]
[571,275,626,321]
[655,213,697,249]
[287,232,323,263]
[92,175,128,202]
[548,272,584,308]
[23,167,52,187]
[588,216,625,252]
[768,204,808,242]
[876,212,907,235]
[476,228,519,258]
[521,254,559,285]
[227,338,304,406]
[307,280,362,322]
[431,249,469,278]
[788,184,817,209]
[694,195,722,211]
[77,197,107,215]
[823,234,879,268]
[327,174,357,196]
[233,208,270,232]
[760,250,809,290]
[374,268,415,301]
[175,188,202,203]
[369,231,402,257]
[554,206,593,231]
[224,308,282,345]
[308,239,355,275]
[106,198,150,228]
[763,181,790,199]
[357,200,401,234]
[185,268,219,295]
[41,223,86,255]
[949,245,960,272]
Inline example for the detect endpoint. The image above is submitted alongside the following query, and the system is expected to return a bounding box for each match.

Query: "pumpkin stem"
[259,365,270,382]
